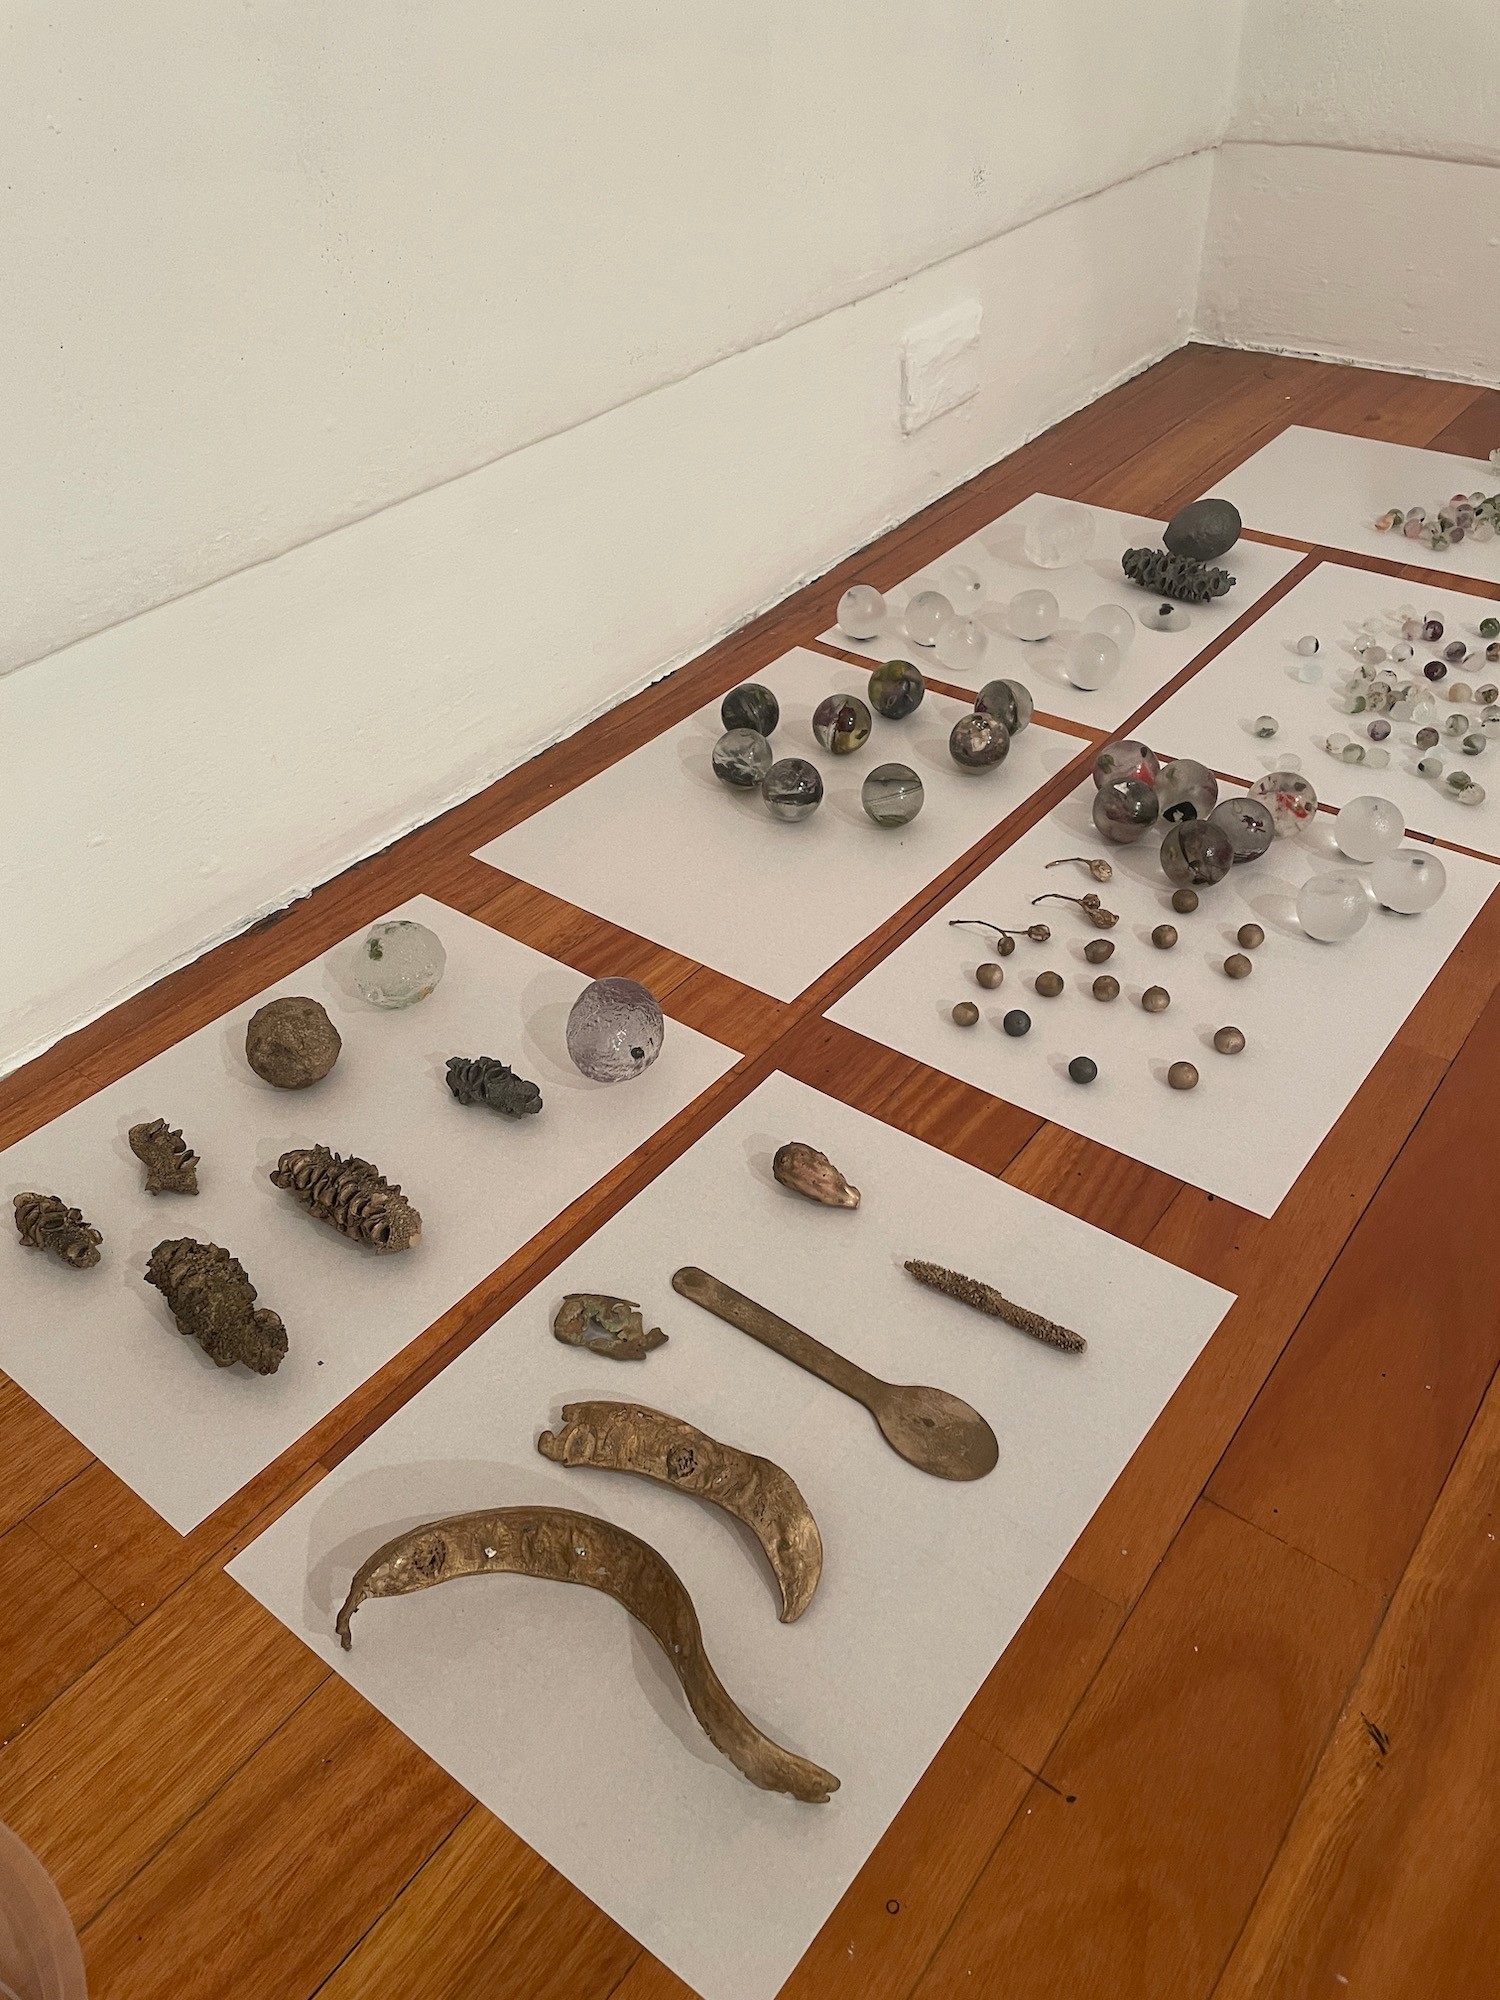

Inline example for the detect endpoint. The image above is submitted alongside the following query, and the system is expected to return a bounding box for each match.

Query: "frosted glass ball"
[904,590,954,647]
[1092,778,1160,844]
[1248,770,1319,835]
[1296,871,1371,943]
[1023,501,1095,569]
[948,563,984,605]
[1140,601,1190,632]
[566,977,664,1083]
[939,615,989,670]
[1066,633,1121,691]
[712,727,773,788]
[861,762,924,827]
[1093,739,1160,789]
[1296,657,1323,685]
[1372,847,1447,913]
[1160,820,1234,887]
[1007,589,1061,643]
[836,584,886,641]
[1208,795,1275,863]
[1083,604,1136,654]
[353,920,447,1009]
[1334,795,1404,863]
[976,678,1033,734]
[1156,758,1219,823]
[761,757,824,821]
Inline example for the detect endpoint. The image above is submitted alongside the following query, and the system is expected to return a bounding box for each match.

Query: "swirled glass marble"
[868,659,926,719]
[861,763,924,826]
[712,727,773,788]
[975,678,1033,734]
[1248,770,1319,835]
[811,694,872,755]
[761,758,824,821]
[566,978,665,1082]
[948,713,1010,771]
[1208,795,1275,863]
[1092,777,1160,844]
[1160,820,1234,886]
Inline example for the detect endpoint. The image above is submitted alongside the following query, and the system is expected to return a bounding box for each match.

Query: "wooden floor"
[5,342,1500,1999]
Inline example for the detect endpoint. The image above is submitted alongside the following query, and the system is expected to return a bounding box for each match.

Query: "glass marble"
[1093,739,1160,789]
[1156,757,1219,823]
[353,920,447,1009]
[811,693,872,756]
[1366,747,1391,769]
[721,683,780,736]
[1023,501,1095,569]
[1248,770,1319,835]
[1392,641,1415,664]
[712,727,774,788]
[1450,683,1474,704]
[761,757,824,822]
[1416,726,1440,749]
[947,563,984,605]
[1253,715,1279,738]
[868,658,926,720]
[1296,635,1320,656]
[861,762,924,827]
[1092,777,1160,844]
[1446,641,1469,664]
[1334,795,1404,862]
[1140,600,1190,632]
[1208,795,1275,863]
[1482,707,1500,736]
[1478,685,1500,705]
[1453,778,1487,804]
[1462,733,1488,757]
[905,589,954,648]
[1007,589,1061,643]
[1083,604,1135,653]
[1160,819,1234,887]
[1423,617,1445,642]
[1367,718,1392,742]
[976,678,1032,734]
[1444,712,1472,736]
[938,615,989,671]
[1424,660,1447,682]
[1482,617,1500,640]
[1417,752,1445,778]
[1066,632,1120,691]
[836,584,886,641]
[566,977,664,1083]
[948,712,1010,772]
[1296,870,1371,943]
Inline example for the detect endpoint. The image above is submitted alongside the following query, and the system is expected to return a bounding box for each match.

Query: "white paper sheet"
[229,1072,1233,2000]
[1213,426,1500,587]
[1141,562,1500,859]
[0,898,735,1531]
[472,649,1082,1002]
[816,491,1304,728]
[830,783,1498,1216]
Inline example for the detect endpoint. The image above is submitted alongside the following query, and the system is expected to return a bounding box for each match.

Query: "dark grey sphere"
[1163,497,1242,563]
[721,683,780,736]
[948,712,1010,771]
[711,727,773,789]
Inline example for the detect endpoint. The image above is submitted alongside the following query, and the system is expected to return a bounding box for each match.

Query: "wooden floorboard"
[3,341,1500,1996]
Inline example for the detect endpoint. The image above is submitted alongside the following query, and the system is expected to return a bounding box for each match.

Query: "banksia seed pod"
[270,1144,422,1252]
[1121,546,1235,603]
[444,1056,543,1118]
[128,1117,200,1195]
[144,1237,288,1374]
[13,1192,102,1269]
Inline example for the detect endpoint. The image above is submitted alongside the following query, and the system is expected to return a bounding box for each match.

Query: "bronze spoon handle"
[671,1267,882,1409]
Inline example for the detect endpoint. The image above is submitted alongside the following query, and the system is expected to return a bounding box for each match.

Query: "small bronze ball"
[1224,953,1253,979]
[997,934,1017,957]
[951,1001,980,1027]
[1142,985,1171,1013]
[975,962,1005,990]
[1091,974,1120,1001]
[1034,970,1064,998]
[1236,923,1264,949]
[1168,1060,1199,1091]
[1213,1025,1246,1055]
[1171,888,1200,915]
[1152,924,1178,950]
[1083,937,1116,964]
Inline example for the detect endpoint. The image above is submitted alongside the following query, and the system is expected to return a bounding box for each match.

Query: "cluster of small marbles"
[1375,491,1500,552]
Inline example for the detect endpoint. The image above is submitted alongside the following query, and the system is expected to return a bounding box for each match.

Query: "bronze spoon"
[670,1267,998,1482]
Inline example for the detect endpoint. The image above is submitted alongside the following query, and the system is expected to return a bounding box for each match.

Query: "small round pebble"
[1034,970,1064,998]
[1168,1061,1200,1091]
[975,962,1005,990]
[1091,974,1120,1001]
[1171,888,1199,915]
[1002,1010,1031,1038]
[1213,1026,1246,1055]
[1142,985,1170,1013]
[1068,1056,1098,1086]
[951,1001,979,1027]
[1296,635,1320,657]
[1236,923,1265,949]
[1152,924,1178,950]
[1084,937,1116,964]
[1224,953,1253,979]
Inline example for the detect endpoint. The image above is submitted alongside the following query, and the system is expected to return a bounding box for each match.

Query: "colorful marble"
[868,658,926,720]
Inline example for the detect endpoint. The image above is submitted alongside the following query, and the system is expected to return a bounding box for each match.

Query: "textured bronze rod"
[904,1259,1086,1353]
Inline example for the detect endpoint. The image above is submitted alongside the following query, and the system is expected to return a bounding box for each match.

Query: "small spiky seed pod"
[1121,545,1236,603]
[270,1144,422,1252]
[13,1192,102,1269]
[444,1056,543,1118]
[144,1237,287,1373]
[903,1258,1085,1352]
[128,1117,200,1195]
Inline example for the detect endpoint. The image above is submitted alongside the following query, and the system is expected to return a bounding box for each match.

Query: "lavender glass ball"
[1160,819,1234,887]
[1155,757,1219,823]
[1093,739,1161,790]
[1091,777,1160,845]
[566,978,665,1083]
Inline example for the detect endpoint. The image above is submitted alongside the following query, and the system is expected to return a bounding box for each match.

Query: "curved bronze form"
[552,1293,666,1361]
[536,1401,822,1622]
[335,1505,838,1804]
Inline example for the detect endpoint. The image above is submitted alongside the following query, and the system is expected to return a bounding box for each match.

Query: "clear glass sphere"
[1091,778,1160,844]
[938,615,989,671]
[836,583,886,642]
[1156,758,1219,823]
[1083,604,1135,653]
[1295,871,1370,942]
[861,762,924,827]
[1065,633,1121,691]
[1334,795,1404,863]
[711,727,773,788]
[1093,739,1160,789]
[1023,501,1094,569]
[1248,770,1319,835]
[566,977,665,1083]
[904,589,954,647]
[1007,589,1061,643]
[353,920,447,1009]
[1208,795,1275,863]
[1296,635,1321,656]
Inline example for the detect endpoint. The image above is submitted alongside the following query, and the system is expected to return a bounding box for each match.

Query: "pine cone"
[1121,545,1236,603]
[445,1056,543,1118]
[13,1192,102,1269]
[144,1237,287,1374]
[270,1144,422,1252]
[128,1117,200,1195]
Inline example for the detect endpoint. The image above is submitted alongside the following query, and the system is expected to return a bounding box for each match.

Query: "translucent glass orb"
[1297,871,1372,943]
[1417,752,1445,778]
[1334,795,1404,863]
[811,693,872,756]
[1253,715,1279,737]
[904,589,954,647]
[1208,795,1275,863]
[948,712,1010,771]
[1007,589,1060,643]
[1160,819,1234,887]
[1092,777,1160,844]
[353,920,447,1009]
[1083,604,1136,653]
[1023,501,1094,569]
[1093,739,1161,789]
[1140,601,1190,632]
[711,727,773,788]
[861,762,925,827]
[974,677,1032,735]
[761,757,824,822]
[939,615,989,671]
[867,659,926,719]
[566,977,665,1083]
[1156,757,1219,824]
[947,563,984,605]
[836,583,886,642]
[1248,770,1319,835]
[721,683,780,736]
[1366,747,1391,769]
[1065,633,1121,691]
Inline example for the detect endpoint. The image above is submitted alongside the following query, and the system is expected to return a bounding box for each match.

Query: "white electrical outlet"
[899,299,982,435]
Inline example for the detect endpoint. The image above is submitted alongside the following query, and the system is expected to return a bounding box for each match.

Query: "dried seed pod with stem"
[144,1237,288,1374]
[1045,855,1113,882]
[1031,892,1118,929]
[948,918,1051,947]
[270,1145,422,1252]
[128,1118,200,1195]
[13,1193,102,1270]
